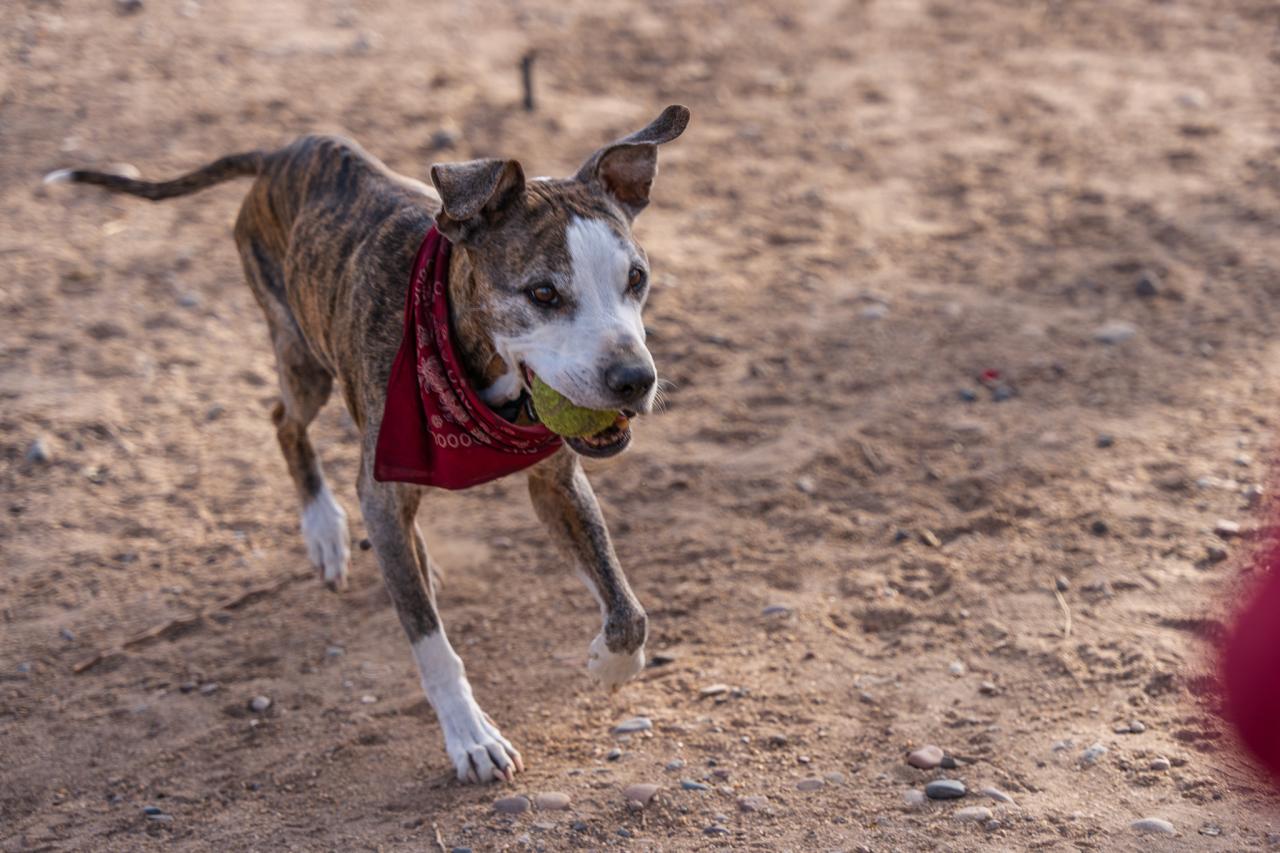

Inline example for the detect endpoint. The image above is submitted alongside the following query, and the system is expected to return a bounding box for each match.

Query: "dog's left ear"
[575,105,690,219]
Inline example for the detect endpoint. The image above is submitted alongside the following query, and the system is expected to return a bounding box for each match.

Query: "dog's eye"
[527,283,560,307]
[627,266,647,293]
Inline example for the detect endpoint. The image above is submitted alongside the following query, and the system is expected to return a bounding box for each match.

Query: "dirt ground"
[5,0,1280,849]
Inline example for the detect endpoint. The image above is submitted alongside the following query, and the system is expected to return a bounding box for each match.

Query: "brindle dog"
[46,105,690,784]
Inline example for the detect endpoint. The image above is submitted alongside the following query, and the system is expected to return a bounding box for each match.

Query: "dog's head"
[429,105,689,458]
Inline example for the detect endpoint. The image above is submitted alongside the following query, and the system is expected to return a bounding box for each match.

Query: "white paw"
[587,632,645,689]
[440,702,524,784]
[300,485,350,591]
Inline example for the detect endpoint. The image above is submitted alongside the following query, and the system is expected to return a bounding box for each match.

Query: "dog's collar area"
[490,390,535,425]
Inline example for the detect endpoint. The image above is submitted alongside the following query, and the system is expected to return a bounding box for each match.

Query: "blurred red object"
[1222,555,1280,782]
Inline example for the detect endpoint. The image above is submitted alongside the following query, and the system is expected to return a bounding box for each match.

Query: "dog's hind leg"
[235,223,351,590]
[357,462,521,783]
[527,448,647,689]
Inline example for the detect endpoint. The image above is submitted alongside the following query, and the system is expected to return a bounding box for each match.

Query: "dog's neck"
[446,248,522,408]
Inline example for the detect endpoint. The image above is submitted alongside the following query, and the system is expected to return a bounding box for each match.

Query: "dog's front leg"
[527,449,647,688]
[357,469,522,783]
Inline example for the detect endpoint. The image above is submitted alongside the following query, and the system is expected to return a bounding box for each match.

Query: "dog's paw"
[442,709,524,784]
[300,486,350,591]
[587,632,645,689]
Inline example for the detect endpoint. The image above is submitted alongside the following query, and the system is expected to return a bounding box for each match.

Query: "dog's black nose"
[604,362,656,403]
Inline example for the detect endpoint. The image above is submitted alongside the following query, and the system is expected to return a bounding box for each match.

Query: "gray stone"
[1135,271,1160,298]
[925,779,966,800]
[494,796,531,815]
[681,779,710,791]
[1079,743,1108,766]
[623,783,660,805]
[25,438,51,464]
[704,825,730,836]
[762,604,791,616]
[249,696,271,713]
[903,789,928,809]
[860,304,889,321]
[1094,321,1137,344]
[1131,818,1175,835]
[980,786,1015,805]
[605,748,622,761]
[1215,519,1241,538]
[533,792,571,811]
[665,758,686,771]
[611,716,652,734]
[955,806,993,822]
[738,795,768,812]
[907,745,944,769]
[699,683,730,697]
[796,777,824,792]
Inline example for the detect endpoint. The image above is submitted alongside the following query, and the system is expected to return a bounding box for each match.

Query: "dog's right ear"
[430,158,526,244]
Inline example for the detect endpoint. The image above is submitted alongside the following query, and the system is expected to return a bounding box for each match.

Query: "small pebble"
[1090,519,1109,536]
[606,748,622,761]
[738,795,768,812]
[981,786,1015,805]
[1079,743,1108,766]
[979,681,999,695]
[360,694,377,704]
[796,777,824,792]
[1093,321,1136,345]
[948,660,966,676]
[955,806,993,822]
[958,388,979,402]
[925,779,966,800]
[358,538,372,551]
[1134,271,1160,297]
[533,792,571,811]
[1096,434,1114,448]
[794,477,816,495]
[699,683,730,697]
[991,384,1015,402]
[325,645,345,657]
[665,758,686,771]
[1200,824,1222,837]
[25,438,52,464]
[116,0,144,14]
[1055,575,1071,591]
[940,755,960,769]
[494,796,531,815]
[860,304,889,320]
[1131,818,1175,835]
[1214,519,1241,538]
[199,682,219,695]
[611,717,652,734]
[825,771,845,785]
[704,825,730,836]
[762,604,790,616]
[681,779,710,791]
[1149,757,1172,771]
[59,628,75,642]
[142,805,164,815]
[249,696,271,713]
[921,529,942,548]
[907,745,944,769]
[622,783,660,805]
[903,789,929,809]
[1204,545,1229,565]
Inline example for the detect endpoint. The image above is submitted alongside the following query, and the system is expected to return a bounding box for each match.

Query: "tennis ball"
[530,376,617,437]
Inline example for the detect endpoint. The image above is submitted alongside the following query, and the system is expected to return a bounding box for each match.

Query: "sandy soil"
[5,0,1280,849]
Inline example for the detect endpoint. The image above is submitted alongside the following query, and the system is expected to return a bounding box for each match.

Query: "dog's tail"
[43,150,266,201]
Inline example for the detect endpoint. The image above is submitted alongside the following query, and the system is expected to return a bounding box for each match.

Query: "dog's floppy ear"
[575,104,690,219]
[430,158,526,244]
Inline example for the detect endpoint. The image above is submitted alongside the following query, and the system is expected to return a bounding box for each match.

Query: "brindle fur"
[52,106,689,784]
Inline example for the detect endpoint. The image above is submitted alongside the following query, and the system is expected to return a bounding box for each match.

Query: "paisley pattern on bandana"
[374,227,562,490]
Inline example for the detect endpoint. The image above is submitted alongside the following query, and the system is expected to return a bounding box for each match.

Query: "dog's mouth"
[519,364,634,459]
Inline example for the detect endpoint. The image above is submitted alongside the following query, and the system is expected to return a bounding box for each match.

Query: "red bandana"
[373,227,562,490]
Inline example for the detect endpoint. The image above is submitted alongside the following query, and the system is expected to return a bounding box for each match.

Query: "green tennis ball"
[530,376,617,437]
